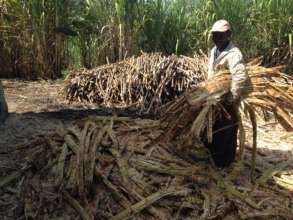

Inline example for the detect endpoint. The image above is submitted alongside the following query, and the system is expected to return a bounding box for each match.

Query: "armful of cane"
[184,72,233,106]
[160,63,293,145]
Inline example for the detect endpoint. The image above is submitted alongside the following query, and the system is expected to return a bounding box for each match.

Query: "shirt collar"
[215,42,235,60]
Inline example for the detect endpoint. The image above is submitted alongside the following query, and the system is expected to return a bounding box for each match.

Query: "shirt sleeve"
[207,48,216,79]
[227,51,249,99]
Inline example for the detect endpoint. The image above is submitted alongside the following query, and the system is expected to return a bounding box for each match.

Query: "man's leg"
[206,102,238,167]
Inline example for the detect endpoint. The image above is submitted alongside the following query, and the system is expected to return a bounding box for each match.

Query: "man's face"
[212,31,230,49]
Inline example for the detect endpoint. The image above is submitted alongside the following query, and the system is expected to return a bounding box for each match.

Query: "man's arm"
[207,47,216,79]
[227,51,249,100]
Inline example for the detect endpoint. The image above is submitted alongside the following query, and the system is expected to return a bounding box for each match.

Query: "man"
[0,80,8,123]
[206,19,249,167]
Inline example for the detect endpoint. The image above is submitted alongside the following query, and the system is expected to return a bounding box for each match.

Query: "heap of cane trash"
[1,55,293,220]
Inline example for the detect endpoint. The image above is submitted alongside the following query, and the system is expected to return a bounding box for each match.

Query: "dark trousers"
[205,101,238,167]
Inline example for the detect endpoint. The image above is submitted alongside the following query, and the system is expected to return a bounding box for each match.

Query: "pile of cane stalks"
[64,53,207,113]
[1,57,293,220]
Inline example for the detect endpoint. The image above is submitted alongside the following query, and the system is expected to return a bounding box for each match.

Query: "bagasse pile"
[64,53,207,113]
[1,116,293,220]
[1,56,293,219]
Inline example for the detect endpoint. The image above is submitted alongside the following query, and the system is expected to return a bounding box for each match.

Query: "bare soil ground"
[0,79,292,219]
[0,79,134,149]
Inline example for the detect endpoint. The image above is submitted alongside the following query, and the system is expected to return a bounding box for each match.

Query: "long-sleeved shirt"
[208,42,249,99]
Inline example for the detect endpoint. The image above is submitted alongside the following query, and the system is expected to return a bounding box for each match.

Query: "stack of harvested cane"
[64,53,207,113]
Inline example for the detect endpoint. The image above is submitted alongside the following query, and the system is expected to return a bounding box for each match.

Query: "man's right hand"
[225,91,240,105]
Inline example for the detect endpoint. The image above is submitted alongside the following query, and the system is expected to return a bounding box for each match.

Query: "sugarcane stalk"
[244,102,257,182]
[211,171,260,210]
[63,191,93,220]
[0,170,24,188]
[110,187,190,220]
[255,159,293,186]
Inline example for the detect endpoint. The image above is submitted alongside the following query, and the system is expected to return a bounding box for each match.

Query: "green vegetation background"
[0,0,292,78]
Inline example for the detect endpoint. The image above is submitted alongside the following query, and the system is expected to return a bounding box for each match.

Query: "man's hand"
[206,94,222,105]
[225,91,240,104]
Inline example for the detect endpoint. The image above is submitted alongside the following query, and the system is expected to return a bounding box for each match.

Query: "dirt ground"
[0,79,292,219]
[0,79,136,149]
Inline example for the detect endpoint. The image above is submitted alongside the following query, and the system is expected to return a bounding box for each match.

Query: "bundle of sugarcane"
[64,53,207,113]
[1,116,293,220]
[160,61,293,146]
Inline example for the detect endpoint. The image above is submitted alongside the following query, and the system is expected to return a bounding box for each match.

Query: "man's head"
[211,20,231,50]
